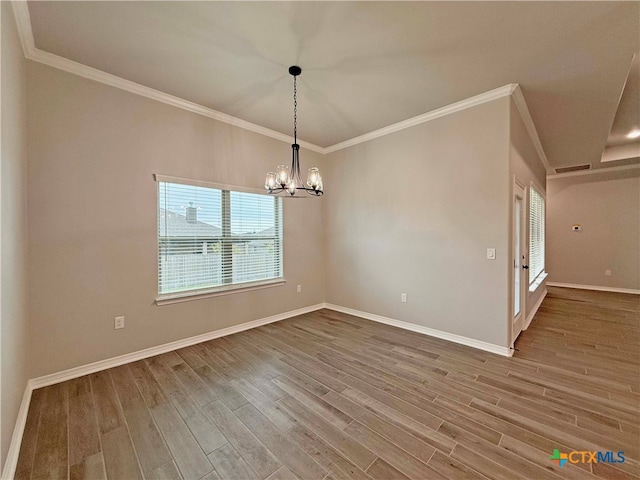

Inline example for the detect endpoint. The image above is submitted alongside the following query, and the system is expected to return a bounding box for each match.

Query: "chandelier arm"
[291,144,302,186]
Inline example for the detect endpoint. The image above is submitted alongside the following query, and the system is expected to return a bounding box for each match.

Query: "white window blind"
[529,186,545,284]
[157,181,282,295]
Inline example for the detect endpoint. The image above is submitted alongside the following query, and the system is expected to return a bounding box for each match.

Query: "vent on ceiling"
[554,164,591,174]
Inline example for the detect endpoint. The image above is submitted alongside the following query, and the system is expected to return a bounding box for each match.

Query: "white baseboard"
[1,386,32,480]
[29,303,324,390]
[547,282,640,295]
[323,303,511,357]
[524,288,547,330]
[1,303,323,479]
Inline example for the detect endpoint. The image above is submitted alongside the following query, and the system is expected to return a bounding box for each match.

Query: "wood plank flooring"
[15,287,639,479]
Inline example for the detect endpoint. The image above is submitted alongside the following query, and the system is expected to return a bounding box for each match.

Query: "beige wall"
[547,169,640,291]
[1,2,30,469]
[508,98,547,327]
[324,97,512,348]
[27,62,326,378]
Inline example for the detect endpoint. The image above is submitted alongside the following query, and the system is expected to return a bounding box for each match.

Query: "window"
[157,178,283,298]
[529,186,545,285]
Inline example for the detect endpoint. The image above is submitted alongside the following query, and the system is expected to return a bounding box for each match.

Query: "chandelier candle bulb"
[276,165,289,186]
[307,167,321,188]
[287,180,297,196]
[264,66,323,197]
[265,172,277,190]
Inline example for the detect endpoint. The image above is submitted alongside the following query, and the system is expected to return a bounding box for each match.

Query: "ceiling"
[601,55,640,167]
[25,1,640,170]
[607,56,639,148]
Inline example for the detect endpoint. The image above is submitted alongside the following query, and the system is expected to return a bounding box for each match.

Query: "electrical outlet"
[297,284,302,293]
[605,269,612,276]
[114,316,125,329]
[401,293,407,303]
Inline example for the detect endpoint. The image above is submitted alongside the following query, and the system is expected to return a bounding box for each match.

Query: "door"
[512,181,526,345]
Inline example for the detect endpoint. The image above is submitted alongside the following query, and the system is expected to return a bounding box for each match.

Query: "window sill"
[529,272,548,293]
[155,279,286,306]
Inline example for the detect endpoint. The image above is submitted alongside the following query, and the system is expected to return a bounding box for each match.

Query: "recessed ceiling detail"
[606,55,639,148]
[601,55,640,166]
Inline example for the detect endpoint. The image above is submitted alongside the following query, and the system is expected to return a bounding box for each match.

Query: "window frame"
[528,183,546,290]
[154,174,285,305]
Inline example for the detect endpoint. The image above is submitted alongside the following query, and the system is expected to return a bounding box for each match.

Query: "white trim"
[1,299,520,478]
[1,302,323,479]
[31,49,324,154]
[11,0,545,160]
[510,85,551,172]
[29,303,324,390]
[11,0,34,58]
[529,179,546,200]
[1,386,32,480]
[523,288,547,330]
[323,85,517,153]
[547,282,640,295]
[156,279,286,306]
[511,178,527,344]
[324,303,511,357]
[528,271,548,293]
[547,164,640,179]
[9,3,324,155]
[154,174,268,196]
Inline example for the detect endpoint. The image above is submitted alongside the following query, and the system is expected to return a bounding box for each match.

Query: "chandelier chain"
[293,75,297,143]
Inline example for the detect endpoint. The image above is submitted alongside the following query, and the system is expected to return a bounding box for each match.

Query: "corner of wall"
[1,1,30,472]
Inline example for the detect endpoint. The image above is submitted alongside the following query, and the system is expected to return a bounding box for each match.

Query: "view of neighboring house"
[159,206,281,292]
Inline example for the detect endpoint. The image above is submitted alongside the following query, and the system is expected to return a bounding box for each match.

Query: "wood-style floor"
[15,287,640,480]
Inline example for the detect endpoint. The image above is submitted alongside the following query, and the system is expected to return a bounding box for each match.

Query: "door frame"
[511,178,527,347]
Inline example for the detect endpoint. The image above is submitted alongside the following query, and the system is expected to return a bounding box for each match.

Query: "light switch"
[486,248,496,260]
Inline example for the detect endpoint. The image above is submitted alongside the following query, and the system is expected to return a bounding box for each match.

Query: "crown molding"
[324,84,518,153]
[11,0,34,56]
[510,84,551,172]
[26,50,325,154]
[11,1,549,164]
[547,163,640,179]
[9,1,325,155]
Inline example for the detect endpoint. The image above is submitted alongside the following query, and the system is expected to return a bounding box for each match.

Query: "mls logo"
[550,448,625,468]
[550,449,568,467]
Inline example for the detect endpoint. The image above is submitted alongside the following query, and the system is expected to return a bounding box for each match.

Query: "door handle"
[522,265,529,269]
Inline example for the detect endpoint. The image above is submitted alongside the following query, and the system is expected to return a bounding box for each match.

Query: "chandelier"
[265,66,323,196]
